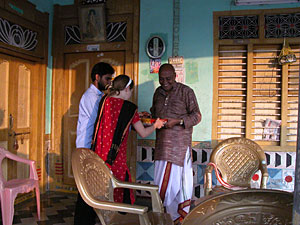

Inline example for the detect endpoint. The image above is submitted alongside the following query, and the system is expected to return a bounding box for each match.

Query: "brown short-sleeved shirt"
[151,82,201,166]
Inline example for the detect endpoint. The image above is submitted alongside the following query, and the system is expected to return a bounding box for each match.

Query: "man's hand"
[139,111,151,118]
[165,118,181,128]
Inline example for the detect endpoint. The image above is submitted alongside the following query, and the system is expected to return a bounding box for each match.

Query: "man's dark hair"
[91,62,115,81]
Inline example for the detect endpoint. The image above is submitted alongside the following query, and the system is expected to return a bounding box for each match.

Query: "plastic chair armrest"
[29,161,39,180]
[4,151,38,180]
[5,151,34,165]
[261,164,269,189]
[88,198,148,215]
[204,164,213,196]
[115,181,164,213]
[116,180,158,191]
[92,203,151,225]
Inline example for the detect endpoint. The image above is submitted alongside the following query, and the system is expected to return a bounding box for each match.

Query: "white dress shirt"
[76,84,104,148]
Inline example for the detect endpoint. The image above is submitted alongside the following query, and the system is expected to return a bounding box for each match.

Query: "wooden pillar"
[293,62,300,224]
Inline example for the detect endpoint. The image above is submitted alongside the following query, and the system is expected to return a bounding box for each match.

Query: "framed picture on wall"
[78,4,106,43]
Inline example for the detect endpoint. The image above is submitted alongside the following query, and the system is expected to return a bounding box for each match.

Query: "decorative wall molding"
[65,25,81,45]
[106,22,127,42]
[65,22,127,45]
[235,0,299,5]
[80,0,106,4]
[0,17,38,51]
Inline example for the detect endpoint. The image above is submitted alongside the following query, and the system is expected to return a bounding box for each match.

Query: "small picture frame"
[78,4,106,43]
[146,36,165,59]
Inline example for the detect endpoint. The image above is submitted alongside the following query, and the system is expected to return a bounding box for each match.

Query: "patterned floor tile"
[0,191,153,225]
[0,191,76,225]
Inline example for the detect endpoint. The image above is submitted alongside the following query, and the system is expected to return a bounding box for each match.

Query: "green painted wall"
[28,0,74,134]
[138,0,300,142]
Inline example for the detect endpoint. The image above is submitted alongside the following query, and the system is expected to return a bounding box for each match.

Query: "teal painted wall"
[138,0,300,142]
[22,0,300,138]
[28,0,74,134]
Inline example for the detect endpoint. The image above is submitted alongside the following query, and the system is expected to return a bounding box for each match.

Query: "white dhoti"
[154,147,193,223]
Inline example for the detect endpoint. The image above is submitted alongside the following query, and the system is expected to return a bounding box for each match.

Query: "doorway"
[62,51,125,185]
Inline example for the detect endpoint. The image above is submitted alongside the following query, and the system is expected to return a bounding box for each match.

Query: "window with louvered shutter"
[213,9,300,151]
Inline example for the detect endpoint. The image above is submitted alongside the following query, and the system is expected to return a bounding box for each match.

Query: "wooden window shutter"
[286,45,300,144]
[217,45,247,140]
[251,44,282,145]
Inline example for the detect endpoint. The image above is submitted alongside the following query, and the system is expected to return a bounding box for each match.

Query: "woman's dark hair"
[91,62,115,81]
[108,74,134,96]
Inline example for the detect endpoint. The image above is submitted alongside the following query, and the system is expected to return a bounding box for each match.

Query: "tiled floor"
[0,192,77,225]
[0,191,153,225]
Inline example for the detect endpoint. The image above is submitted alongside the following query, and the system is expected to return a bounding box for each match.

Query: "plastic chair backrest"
[182,189,293,225]
[210,137,266,187]
[0,149,6,189]
[0,147,40,225]
[72,148,117,223]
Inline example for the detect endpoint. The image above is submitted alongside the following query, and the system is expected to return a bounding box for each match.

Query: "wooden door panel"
[64,56,90,184]
[63,51,125,185]
[16,64,31,129]
[0,59,9,131]
[0,59,9,145]
[69,59,90,114]
[15,62,33,178]
[0,58,10,179]
[17,139,30,178]
[0,54,35,180]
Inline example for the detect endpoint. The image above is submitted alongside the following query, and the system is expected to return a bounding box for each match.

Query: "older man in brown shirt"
[150,63,201,224]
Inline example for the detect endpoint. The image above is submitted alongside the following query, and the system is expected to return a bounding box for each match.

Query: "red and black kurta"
[92,95,140,204]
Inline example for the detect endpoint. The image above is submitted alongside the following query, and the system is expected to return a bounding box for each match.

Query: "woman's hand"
[153,118,165,129]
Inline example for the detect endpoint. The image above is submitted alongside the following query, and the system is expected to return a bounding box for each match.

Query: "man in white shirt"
[74,62,114,225]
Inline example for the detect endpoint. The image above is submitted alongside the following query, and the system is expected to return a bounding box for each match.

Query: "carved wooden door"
[0,53,39,180]
[63,51,125,185]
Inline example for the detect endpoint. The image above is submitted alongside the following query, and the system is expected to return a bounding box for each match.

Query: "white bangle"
[180,119,184,126]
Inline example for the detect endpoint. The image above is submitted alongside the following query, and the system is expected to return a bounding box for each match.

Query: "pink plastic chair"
[0,147,40,225]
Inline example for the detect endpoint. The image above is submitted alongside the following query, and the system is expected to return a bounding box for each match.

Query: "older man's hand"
[165,118,181,128]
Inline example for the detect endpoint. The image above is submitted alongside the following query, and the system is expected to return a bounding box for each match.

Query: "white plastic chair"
[0,147,40,225]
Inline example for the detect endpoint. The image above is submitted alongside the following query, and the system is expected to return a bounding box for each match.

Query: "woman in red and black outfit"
[92,74,164,204]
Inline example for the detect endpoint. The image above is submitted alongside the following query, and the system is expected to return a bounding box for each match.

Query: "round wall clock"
[146,36,165,59]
